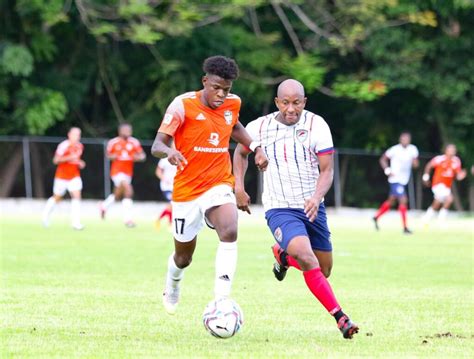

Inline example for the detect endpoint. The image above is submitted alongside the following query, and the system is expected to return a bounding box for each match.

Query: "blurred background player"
[151,55,268,315]
[100,123,146,227]
[155,157,177,229]
[234,79,358,339]
[373,132,419,234]
[422,143,467,223]
[42,127,85,230]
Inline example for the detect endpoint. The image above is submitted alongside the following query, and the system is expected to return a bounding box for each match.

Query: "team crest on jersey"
[224,110,233,125]
[274,227,283,243]
[296,129,308,143]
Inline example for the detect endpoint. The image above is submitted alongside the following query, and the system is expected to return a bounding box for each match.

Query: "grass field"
[1,214,473,358]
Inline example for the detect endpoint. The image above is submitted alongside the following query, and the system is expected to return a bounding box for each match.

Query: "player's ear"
[303,97,307,106]
[274,97,279,109]
[202,75,208,87]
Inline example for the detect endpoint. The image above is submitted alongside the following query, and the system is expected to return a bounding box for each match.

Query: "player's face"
[275,94,307,125]
[202,75,233,109]
[399,134,411,147]
[119,125,132,138]
[68,128,81,143]
[445,144,456,157]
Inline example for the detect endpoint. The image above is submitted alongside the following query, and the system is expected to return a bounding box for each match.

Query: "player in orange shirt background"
[100,123,146,227]
[422,143,467,223]
[151,55,268,314]
[42,127,86,230]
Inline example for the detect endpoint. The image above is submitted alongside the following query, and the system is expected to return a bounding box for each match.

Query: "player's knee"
[174,254,192,269]
[321,265,332,278]
[293,251,318,270]
[218,226,237,243]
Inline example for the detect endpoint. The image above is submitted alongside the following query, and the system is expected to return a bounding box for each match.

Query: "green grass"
[1,215,473,358]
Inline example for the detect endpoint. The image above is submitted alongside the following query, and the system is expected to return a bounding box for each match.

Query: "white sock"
[423,206,435,222]
[214,241,238,299]
[439,208,448,221]
[122,198,133,222]
[102,194,115,209]
[166,253,184,290]
[71,199,81,226]
[42,197,56,223]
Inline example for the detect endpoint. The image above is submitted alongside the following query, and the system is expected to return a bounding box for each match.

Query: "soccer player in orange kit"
[151,55,268,314]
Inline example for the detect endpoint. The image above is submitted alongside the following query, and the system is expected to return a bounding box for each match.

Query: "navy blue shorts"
[389,183,406,198]
[265,203,332,252]
[162,190,172,201]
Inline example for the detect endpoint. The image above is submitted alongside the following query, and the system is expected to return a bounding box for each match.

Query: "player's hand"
[304,196,320,222]
[78,160,86,169]
[457,169,467,181]
[167,149,188,171]
[254,147,268,172]
[235,189,251,214]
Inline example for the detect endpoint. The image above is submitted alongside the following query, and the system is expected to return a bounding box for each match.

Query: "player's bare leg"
[42,194,63,227]
[439,195,453,222]
[287,235,359,339]
[69,190,84,230]
[423,199,442,224]
[100,186,123,219]
[163,237,197,315]
[373,196,396,231]
[121,182,135,227]
[205,203,238,299]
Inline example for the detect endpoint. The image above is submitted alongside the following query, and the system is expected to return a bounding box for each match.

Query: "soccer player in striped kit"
[233,79,359,339]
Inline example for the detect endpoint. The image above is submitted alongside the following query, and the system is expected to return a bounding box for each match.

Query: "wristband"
[249,141,261,152]
[422,173,430,181]
[384,167,392,176]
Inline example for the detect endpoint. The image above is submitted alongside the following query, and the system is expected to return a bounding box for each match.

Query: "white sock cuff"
[122,198,133,205]
[218,241,237,250]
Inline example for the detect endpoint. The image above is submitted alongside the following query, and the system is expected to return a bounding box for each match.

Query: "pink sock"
[303,267,341,315]
[287,255,302,270]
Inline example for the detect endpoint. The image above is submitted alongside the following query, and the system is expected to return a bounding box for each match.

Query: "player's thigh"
[171,200,204,243]
[205,203,238,243]
[265,208,310,250]
[67,177,82,198]
[313,250,333,278]
[286,236,319,271]
[53,178,68,197]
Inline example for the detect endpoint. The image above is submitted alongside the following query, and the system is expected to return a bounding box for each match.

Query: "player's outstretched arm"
[151,132,187,170]
[231,121,268,171]
[233,143,252,214]
[304,153,334,222]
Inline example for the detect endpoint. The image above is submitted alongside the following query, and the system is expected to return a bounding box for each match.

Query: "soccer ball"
[202,298,243,339]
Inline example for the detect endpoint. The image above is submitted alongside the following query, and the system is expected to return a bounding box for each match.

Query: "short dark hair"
[203,56,239,81]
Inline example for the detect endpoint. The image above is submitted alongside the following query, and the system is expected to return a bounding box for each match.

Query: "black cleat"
[372,217,379,231]
[403,227,413,235]
[337,315,359,339]
[271,244,288,281]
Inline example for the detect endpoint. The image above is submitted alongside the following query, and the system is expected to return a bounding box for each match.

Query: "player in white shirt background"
[155,158,177,229]
[233,79,358,339]
[373,132,419,234]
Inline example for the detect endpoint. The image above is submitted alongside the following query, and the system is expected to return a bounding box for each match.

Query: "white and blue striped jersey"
[246,110,334,211]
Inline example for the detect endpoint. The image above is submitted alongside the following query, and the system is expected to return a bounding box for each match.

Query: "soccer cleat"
[337,315,359,339]
[271,243,289,281]
[99,204,106,220]
[72,223,84,231]
[403,227,413,235]
[372,217,379,231]
[125,220,136,228]
[162,286,180,315]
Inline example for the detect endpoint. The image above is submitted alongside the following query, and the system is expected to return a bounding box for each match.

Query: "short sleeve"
[55,141,68,156]
[158,97,185,137]
[385,145,396,159]
[133,138,143,153]
[106,139,115,156]
[245,119,261,142]
[312,116,334,156]
[411,145,419,159]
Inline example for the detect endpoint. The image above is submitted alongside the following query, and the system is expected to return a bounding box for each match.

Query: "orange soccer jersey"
[107,137,143,177]
[430,155,462,188]
[158,91,241,202]
[54,140,84,180]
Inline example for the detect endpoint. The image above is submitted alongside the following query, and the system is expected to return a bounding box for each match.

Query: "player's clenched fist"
[254,147,268,172]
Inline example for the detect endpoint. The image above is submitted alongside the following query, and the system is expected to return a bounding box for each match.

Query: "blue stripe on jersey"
[318,147,334,155]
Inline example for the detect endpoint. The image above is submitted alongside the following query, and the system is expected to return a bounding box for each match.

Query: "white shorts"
[171,184,236,242]
[112,173,132,187]
[53,177,83,196]
[432,183,451,203]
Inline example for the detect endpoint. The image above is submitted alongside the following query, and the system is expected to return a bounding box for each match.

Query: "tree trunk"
[0,145,23,197]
